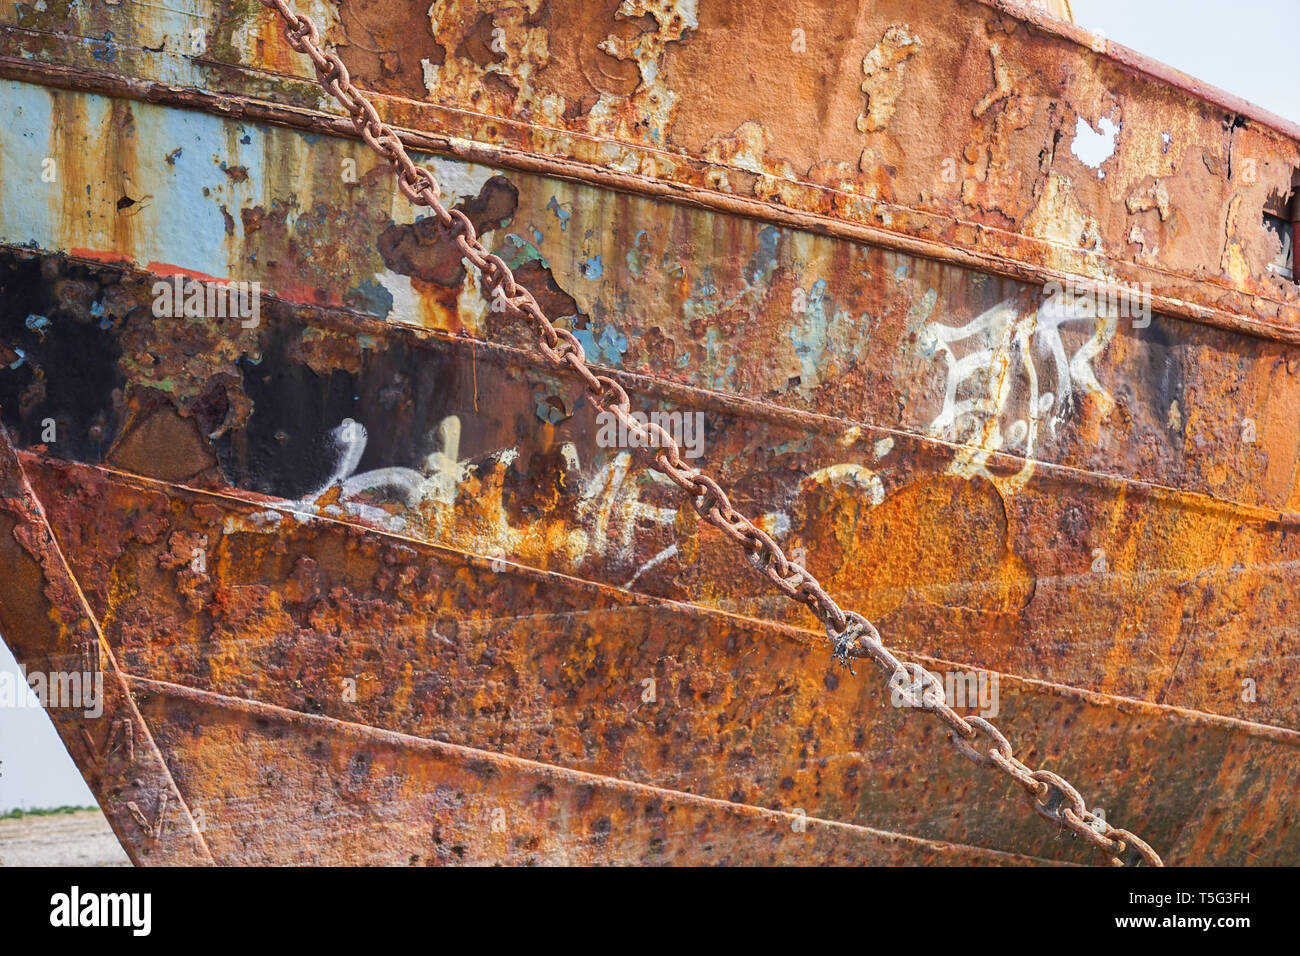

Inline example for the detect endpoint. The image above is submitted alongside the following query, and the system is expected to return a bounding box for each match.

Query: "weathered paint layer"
[2,248,1298,738]
[0,0,1297,866]
[2,0,1299,334]
[2,84,1299,514]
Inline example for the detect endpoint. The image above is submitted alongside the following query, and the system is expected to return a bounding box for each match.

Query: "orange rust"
[1,0,1298,866]
[3,0,1300,339]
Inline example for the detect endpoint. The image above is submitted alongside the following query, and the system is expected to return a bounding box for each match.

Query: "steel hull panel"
[0,0,1296,866]
[130,676,1056,866]
[2,244,1298,733]
[8,454,1298,865]
[2,0,1298,336]
[1,80,1299,512]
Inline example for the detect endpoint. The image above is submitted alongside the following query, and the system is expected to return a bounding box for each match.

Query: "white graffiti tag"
[291,417,472,528]
[920,294,1115,492]
[276,420,681,578]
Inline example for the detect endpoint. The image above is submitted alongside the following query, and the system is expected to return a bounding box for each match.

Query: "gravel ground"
[0,809,131,866]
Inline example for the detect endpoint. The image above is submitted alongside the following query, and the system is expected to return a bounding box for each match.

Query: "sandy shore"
[0,809,131,866]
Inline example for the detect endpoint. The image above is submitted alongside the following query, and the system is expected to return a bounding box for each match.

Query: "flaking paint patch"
[857,25,921,133]
[419,0,697,151]
[426,155,498,207]
[373,269,420,323]
[804,463,885,507]
[789,278,831,392]
[0,80,271,281]
[1024,172,1103,259]
[1125,178,1171,221]
[0,82,56,249]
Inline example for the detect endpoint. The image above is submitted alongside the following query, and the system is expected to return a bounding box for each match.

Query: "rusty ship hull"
[1,0,1298,865]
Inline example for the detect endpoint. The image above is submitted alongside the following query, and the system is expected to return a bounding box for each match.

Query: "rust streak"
[0,46,1296,345]
[126,673,1071,865]
[46,454,1300,749]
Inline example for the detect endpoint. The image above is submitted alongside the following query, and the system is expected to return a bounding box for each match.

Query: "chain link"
[256,0,1162,868]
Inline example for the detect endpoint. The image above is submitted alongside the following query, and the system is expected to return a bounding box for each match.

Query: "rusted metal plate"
[1,0,1298,336]
[1,242,1298,863]
[2,83,1298,512]
[2,228,1298,737]
[127,677,1056,866]
[0,0,1297,866]
[13,454,1299,865]
[0,425,213,865]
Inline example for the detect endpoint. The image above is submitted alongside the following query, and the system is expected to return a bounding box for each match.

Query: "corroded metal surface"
[0,422,212,864]
[0,0,1297,865]
[2,84,1298,512]
[1,0,1298,337]
[1,245,1299,864]
[128,677,1054,866]
[253,1,1161,862]
[18,454,1300,865]
[2,222,1299,735]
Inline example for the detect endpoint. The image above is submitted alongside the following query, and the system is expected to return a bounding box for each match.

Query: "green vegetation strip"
[1,805,99,820]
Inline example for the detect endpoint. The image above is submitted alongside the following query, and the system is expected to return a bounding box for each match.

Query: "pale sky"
[1071,0,1300,124]
[1,0,1296,813]
[0,644,96,811]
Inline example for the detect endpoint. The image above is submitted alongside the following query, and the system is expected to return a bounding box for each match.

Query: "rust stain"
[2,449,1294,865]
[1,0,1299,866]
[2,247,1298,740]
[0,423,213,864]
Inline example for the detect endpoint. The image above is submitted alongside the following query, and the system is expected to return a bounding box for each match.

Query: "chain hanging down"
[257,0,1162,867]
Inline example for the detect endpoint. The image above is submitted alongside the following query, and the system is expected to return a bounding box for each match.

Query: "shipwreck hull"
[1,0,1298,864]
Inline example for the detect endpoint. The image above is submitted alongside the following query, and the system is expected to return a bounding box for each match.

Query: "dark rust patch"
[378,175,519,286]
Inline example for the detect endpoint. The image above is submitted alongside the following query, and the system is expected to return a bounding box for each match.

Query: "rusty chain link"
[257,0,1162,867]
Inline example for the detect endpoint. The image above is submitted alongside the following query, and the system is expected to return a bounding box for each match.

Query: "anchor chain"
[256,0,1162,867]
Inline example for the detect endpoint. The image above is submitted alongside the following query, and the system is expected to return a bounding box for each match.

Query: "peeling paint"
[857,25,922,134]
